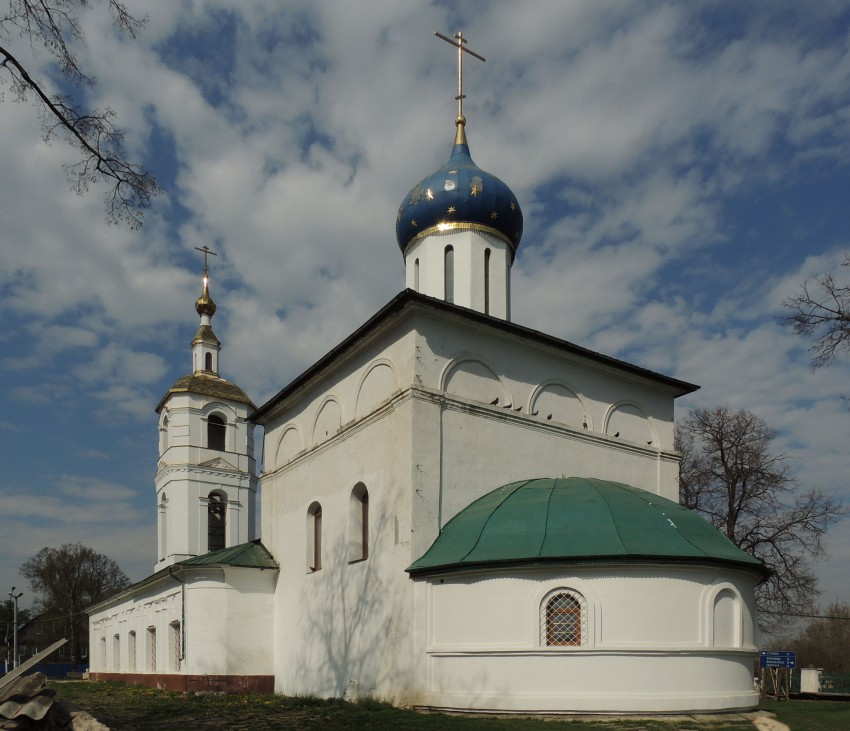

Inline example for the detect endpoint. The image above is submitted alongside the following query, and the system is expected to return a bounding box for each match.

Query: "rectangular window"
[169,621,182,672]
[146,627,156,672]
[128,631,136,672]
[112,634,120,671]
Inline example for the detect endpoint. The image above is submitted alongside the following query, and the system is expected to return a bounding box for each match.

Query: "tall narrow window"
[205,352,213,371]
[146,627,156,672]
[208,492,226,552]
[307,502,322,571]
[484,248,491,314]
[349,484,369,562]
[169,621,182,671]
[159,415,169,454]
[414,258,420,291]
[128,631,136,672]
[543,591,587,646]
[207,414,226,451]
[444,245,454,303]
[112,634,120,671]
[158,493,167,561]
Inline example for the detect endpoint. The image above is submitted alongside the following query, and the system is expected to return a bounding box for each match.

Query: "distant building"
[88,54,767,712]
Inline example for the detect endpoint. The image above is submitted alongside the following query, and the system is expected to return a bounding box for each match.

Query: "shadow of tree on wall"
[291,503,408,700]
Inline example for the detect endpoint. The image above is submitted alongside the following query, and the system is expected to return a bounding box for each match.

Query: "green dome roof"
[407,477,768,577]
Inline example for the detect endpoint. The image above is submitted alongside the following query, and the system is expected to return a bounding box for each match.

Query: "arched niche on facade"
[442,356,508,406]
[531,382,586,429]
[274,425,303,468]
[703,582,747,648]
[312,398,342,445]
[355,360,399,419]
[604,402,655,445]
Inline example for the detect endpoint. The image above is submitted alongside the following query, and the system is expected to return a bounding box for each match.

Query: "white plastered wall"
[259,300,690,705]
[411,565,760,713]
[89,567,276,677]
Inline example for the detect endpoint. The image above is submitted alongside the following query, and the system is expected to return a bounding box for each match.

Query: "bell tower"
[153,248,257,570]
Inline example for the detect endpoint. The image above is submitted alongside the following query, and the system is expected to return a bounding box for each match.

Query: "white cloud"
[2,1,850,610]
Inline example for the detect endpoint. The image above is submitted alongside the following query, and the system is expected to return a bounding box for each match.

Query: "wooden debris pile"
[0,673,107,730]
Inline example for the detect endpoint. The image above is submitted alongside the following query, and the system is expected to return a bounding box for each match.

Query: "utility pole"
[8,588,23,669]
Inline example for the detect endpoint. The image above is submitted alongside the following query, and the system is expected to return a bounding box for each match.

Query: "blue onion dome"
[396,117,523,258]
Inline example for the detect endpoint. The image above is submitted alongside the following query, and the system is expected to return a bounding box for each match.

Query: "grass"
[761,697,850,731]
[49,680,849,730]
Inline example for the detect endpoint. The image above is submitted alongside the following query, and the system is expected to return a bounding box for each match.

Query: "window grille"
[170,621,182,671]
[147,627,157,672]
[542,591,587,647]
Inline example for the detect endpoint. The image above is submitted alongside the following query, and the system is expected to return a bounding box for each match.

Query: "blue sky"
[2,1,850,613]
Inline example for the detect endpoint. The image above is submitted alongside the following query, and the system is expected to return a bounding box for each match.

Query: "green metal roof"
[407,477,768,578]
[178,539,278,569]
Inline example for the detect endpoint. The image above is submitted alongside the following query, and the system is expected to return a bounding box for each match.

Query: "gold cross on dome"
[435,30,485,120]
[194,245,218,278]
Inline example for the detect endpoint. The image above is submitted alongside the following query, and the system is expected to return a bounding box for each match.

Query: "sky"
[2,1,850,616]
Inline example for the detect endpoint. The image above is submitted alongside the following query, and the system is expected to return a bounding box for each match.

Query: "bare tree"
[675,406,847,632]
[20,542,130,663]
[783,254,850,369]
[789,601,850,672]
[0,0,160,228]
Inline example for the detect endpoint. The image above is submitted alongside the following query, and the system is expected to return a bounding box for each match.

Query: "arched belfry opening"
[208,414,226,451]
[207,492,226,552]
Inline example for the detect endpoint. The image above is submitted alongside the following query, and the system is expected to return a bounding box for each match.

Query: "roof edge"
[251,290,698,424]
[406,554,771,580]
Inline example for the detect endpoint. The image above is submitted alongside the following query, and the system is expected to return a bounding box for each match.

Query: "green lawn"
[761,697,850,731]
[48,681,850,731]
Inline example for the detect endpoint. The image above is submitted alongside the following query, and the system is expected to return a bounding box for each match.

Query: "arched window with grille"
[542,590,587,647]
[207,492,226,552]
[207,413,226,451]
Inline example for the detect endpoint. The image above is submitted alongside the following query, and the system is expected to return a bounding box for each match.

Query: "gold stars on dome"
[490,211,498,220]
[448,170,458,174]
[426,188,434,200]
[447,206,456,214]
[510,201,517,211]
[411,220,418,228]
[470,183,481,196]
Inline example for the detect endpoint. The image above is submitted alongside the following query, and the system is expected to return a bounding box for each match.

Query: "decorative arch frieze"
[603,401,656,446]
[312,397,343,446]
[441,355,510,407]
[355,359,399,419]
[274,425,304,468]
[530,381,588,429]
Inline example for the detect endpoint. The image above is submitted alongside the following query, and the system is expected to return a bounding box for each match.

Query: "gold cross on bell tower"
[194,245,217,279]
[435,30,485,133]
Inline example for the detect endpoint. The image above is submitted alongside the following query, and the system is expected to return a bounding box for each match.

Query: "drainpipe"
[166,567,187,666]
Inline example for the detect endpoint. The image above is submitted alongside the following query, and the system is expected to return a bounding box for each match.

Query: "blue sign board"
[760,651,797,669]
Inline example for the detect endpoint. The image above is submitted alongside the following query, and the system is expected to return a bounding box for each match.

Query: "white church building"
[88,44,768,712]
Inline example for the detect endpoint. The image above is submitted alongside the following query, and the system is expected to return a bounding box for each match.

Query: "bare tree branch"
[0,0,159,228]
[676,406,848,634]
[782,254,850,369]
